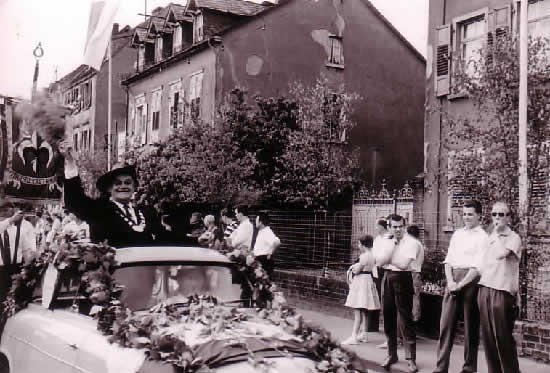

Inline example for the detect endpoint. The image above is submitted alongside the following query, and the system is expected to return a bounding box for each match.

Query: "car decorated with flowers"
[0,244,369,373]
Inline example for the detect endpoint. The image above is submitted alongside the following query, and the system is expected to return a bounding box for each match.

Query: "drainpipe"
[436,0,447,252]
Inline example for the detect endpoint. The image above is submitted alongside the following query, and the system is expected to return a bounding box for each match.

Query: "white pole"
[519,0,528,222]
[107,37,112,171]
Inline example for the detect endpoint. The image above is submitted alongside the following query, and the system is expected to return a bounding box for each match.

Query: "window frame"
[326,34,344,69]
[193,11,204,43]
[452,8,489,79]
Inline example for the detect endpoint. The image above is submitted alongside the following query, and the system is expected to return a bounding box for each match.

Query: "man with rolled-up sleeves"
[475,201,522,373]
[433,199,489,373]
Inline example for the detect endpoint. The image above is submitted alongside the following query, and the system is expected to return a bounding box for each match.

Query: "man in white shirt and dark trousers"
[0,201,36,303]
[433,199,489,373]
[227,205,254,252]
[475,202,522,373]
[253,211,280,278]
[378,214,418,373]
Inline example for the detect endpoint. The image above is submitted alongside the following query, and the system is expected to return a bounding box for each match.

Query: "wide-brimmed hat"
[189,212,203,225]
[96,163,138,194]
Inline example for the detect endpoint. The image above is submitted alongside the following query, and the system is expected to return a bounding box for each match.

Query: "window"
[327,35,344,67]
[155,36,164,63]
[528,0,550,39]
[73,131,79,152]
[150,88,162,143]
[134,94,147,145]
[138,45,145,71]
[169,79,184,129]
[322,93,344,140]
[189,71,203,121]
[193,12,204,43]
[173,24,183,53]
[458,15,486,77]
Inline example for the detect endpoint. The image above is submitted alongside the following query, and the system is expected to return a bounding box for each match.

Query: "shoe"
[341,336,359,345]
[381,356,398,370]
[377,341,388,349]
[357,332,368,343]
[407,360,418,373]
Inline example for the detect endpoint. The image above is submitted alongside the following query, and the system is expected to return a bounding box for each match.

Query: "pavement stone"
[297,308,550,373]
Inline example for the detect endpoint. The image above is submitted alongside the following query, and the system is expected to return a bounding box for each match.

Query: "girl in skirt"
[342,234,381,344]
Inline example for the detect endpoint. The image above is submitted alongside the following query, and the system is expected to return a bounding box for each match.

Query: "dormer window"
[155,36,163,63]
[173,24,183,53]
[193,12,204,43]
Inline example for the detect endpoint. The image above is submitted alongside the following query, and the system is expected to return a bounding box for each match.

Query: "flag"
[83,0,121,70]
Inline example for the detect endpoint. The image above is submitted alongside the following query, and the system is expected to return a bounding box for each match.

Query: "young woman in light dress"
[342,234,381,345]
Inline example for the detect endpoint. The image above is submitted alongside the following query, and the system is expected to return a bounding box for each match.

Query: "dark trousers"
[434,269,480,373]
[255,255,274,278]
[383,270,416,361]
[478,286,521,373]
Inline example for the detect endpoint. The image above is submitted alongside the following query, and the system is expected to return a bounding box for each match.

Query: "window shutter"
[142,103,148,145]
[487,6,511,65]
[178,86,185,128]
[435,24,452,97]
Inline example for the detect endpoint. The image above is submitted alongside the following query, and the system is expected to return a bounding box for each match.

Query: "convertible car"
[0,246,360,373]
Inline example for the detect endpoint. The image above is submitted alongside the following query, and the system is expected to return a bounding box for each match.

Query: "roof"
[56,64,95,89]
[191,0,269,16]
[115,246,233,265]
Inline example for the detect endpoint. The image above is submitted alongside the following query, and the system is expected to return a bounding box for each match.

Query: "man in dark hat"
[61,143,168,249]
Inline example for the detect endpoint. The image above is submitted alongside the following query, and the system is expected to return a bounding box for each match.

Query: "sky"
[0,0,428,99]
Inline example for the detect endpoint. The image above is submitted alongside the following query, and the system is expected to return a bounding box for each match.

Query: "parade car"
[0,246,348,373]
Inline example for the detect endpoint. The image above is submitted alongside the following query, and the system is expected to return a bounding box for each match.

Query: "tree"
[130,77,362,211]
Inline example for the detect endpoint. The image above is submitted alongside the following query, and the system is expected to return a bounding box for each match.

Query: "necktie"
[3,230,10,265]
[123,203,137,225]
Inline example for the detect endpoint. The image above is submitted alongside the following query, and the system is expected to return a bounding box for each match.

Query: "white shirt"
[229,218,254,251]
[407,234,425,273]
[254,226,280,257]
[386,234,418,271]
[444,225,489,269]
[0,219,36,265]
[373,233,395,266]
[475,226,522,295]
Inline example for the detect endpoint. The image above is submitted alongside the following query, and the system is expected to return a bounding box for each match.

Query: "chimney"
[112,23,119,35]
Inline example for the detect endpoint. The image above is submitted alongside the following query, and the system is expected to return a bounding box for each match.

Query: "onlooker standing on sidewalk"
[378,214,418,373]
[227,205,254,252]
[372,217,393,340]
[253,211,280,278]
[433,199,489,373]
[475,202,522,373]
[407,225,425,323]
[342,234,380,345]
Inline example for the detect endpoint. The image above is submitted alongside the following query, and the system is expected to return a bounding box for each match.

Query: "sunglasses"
[491,212,509,217]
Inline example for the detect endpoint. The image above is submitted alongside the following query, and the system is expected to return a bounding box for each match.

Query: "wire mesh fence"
[268,208,550,323]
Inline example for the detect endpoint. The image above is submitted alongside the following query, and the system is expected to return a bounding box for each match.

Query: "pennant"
[83,0,121,70]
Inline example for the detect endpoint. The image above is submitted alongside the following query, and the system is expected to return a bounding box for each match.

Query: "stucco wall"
[126,47,217,142]
[217,0,425,190]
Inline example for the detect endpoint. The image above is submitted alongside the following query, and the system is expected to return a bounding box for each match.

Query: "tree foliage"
[439,34,550,230]
[130,77,362,211]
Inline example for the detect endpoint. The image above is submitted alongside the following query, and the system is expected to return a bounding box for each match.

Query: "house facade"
[424,0,550,250]
[50,24,134,159]
[122,0,426,190]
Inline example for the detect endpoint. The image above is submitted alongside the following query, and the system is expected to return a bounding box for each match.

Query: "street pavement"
[297,308,549,373]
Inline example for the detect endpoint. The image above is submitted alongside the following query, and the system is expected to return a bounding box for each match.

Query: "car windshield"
[113,264,243,311]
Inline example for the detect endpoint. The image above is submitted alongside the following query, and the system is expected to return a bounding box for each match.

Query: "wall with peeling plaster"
[216,0,425,190]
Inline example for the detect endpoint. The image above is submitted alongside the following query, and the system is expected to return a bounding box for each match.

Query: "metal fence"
[268,208,550,323]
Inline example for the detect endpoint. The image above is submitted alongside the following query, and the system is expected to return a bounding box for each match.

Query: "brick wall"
[515,321,550,363]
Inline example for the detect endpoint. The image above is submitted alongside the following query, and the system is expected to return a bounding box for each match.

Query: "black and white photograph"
[0,0,549,372]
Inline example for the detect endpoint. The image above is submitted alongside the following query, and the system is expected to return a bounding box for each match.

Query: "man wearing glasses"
[433,200,488,373]
[475,202,522,373]
[378,214,418,373]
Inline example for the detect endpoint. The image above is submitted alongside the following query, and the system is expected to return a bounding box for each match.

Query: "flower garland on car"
[1,238,367,373]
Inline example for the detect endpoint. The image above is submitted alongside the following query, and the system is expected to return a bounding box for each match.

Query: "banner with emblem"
[3,97,64,201]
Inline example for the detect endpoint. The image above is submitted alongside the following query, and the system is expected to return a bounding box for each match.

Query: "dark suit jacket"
[64,176,169,249]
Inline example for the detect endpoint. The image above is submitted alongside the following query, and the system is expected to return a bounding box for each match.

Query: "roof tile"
[194,0,269,16]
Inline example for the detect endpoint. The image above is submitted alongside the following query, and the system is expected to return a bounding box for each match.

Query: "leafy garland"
[1,240,366,373]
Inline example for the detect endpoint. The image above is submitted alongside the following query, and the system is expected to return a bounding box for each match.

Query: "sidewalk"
[297,308,549,373]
